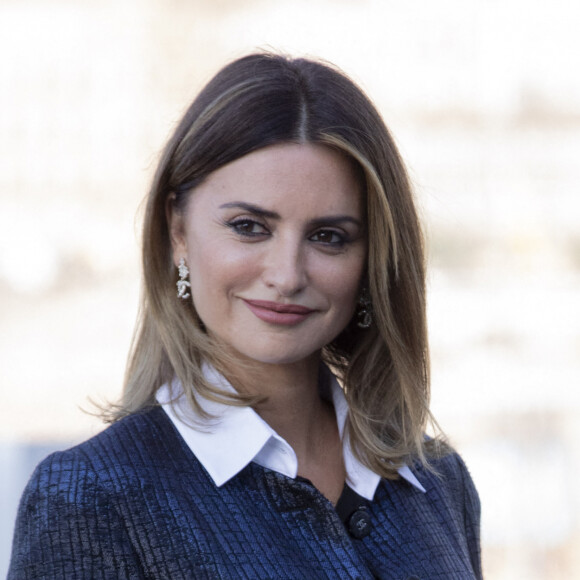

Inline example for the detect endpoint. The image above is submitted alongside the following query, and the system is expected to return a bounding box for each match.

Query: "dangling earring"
[176,257,191,300]
[357,288,373,328]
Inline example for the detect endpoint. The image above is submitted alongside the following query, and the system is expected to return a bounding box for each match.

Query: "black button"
[347,506,371,539]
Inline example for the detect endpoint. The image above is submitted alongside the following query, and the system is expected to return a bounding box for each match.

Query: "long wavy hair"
[112,52,445,478]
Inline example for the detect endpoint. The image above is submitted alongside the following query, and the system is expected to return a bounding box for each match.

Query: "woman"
[9,53,482,579]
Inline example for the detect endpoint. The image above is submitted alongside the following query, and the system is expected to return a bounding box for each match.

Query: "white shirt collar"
[156,365,425,500]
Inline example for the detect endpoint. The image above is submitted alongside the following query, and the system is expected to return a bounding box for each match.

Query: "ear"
[166,193,187,266]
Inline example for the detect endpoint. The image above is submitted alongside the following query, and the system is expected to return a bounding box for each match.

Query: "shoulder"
[8,408,181,579]
[379,447,480,520]
[27,406,186,493]
[427,450,480,512]
[408,448,480,520]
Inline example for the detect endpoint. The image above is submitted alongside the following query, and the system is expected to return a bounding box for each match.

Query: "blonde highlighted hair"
[111,52,446,478]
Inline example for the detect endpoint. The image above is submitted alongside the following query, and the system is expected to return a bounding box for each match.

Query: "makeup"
[242,299,315,326]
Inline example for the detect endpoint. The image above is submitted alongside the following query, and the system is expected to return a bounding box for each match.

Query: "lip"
[242,299,315,326]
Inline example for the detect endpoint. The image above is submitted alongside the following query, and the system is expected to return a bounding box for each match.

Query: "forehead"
[189,143,364,216]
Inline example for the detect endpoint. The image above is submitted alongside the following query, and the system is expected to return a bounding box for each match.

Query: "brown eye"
[227,218,269,237]
[237,220,256,233]
[310,230,345,246]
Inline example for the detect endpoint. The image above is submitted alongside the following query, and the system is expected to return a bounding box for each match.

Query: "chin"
[217,325,346,367]
[241,350,316,367]
[232,341,324,367]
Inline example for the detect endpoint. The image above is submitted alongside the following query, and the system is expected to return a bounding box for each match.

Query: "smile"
[242,299,315,326]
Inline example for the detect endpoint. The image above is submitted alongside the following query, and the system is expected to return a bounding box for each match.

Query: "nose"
[261,235,308,297]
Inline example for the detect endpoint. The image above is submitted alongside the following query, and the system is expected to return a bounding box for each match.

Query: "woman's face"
[169,143,367,366]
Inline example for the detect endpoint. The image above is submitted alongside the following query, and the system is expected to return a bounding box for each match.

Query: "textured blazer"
[9,407,482,579]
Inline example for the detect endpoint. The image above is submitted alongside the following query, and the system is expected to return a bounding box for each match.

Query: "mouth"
[242,299,315,326]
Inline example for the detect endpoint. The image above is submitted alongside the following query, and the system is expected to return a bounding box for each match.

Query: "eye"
[227,218,269,237]
[309,229,346,246]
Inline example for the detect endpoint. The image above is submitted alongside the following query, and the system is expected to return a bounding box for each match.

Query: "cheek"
[319,255,365,310]
[187,239,257,302]
[337,281,362,319]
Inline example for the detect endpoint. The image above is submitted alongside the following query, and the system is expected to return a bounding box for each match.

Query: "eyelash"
[226,218,268,237]
[309,230,348,247]
[225,218,350,248]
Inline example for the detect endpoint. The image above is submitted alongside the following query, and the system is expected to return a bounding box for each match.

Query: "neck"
[222,354,322,450]
[219,353,346,504]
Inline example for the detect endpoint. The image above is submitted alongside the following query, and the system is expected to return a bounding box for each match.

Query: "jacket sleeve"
[455,453,483,579]
[8,450,146,580]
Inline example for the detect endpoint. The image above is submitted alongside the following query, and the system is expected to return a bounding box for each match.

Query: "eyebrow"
[219,201,363,229]
[219,202,280,219]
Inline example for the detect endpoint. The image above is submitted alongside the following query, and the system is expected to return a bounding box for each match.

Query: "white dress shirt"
[156,365,425,500]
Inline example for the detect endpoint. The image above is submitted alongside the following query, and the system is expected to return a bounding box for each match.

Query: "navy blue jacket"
[9,406,482,579]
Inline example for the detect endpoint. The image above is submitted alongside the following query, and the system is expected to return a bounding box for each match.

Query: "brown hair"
[113,52,445,478]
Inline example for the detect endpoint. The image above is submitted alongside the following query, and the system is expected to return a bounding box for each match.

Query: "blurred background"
[1,0,579,577]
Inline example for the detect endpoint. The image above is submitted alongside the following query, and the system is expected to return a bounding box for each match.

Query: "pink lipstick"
[242,299,315,326]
